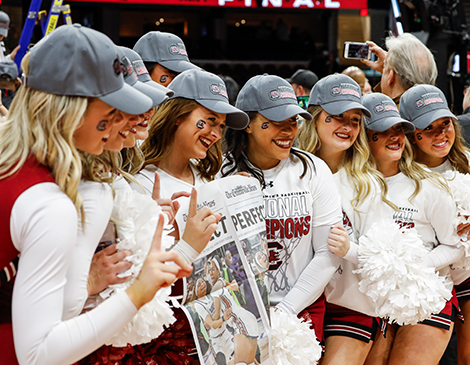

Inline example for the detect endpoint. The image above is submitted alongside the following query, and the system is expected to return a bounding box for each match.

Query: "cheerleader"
[0,24,192,365]
[220,74,343,343]
[296,74,391,364]
[399,84,470,364]
[359,91,463,365]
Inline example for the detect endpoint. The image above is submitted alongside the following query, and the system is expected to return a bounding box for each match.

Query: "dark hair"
[221,111,315,188]
[143,61,157,76]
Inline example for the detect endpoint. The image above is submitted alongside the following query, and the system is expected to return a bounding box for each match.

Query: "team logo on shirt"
[393,206,417,230]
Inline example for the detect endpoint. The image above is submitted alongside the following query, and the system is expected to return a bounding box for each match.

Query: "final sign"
[69,0,367,9]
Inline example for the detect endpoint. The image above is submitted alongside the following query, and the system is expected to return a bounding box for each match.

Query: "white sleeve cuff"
[171,239,199,264]
[343,242,359,265]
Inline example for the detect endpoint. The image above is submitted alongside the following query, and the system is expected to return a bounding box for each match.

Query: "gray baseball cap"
[24,24,152,115]
[362,93,415,132]
[0,60,17,81]
[399,84,456,129]
[117,46,169,108]
[287,69,318,90]
[236,74,313,122]
[308,73,371,118]
[168,69,249,130]
[133,31,198,73]
[119,46,174,98]
[0,11,9,38]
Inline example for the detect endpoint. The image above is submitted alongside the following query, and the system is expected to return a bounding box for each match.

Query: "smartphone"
[343,42,371,60]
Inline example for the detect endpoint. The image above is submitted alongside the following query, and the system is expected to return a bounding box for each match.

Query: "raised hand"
[125,214,193,309]
[361,40,387,74]
[182,188,222,253]
[152,171,190,226]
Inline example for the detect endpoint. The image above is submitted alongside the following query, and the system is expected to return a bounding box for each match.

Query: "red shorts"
[298,294,326,343]
[420,288,460,330]
[324,302,378,343]
[455,276,470,304]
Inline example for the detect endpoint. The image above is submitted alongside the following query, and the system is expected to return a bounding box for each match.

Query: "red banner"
[69,0,367,9]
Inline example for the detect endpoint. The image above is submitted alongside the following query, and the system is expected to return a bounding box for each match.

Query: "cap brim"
[260,103,313,122]
[133,80,168,107]
[99,83,153,115]
[199,99,249,130]
[412,108,456,129]
[0,28,8,37]
[322,100,372,118]
[160,59,200,73]
[142,79,175,97]
[366,116,415,133]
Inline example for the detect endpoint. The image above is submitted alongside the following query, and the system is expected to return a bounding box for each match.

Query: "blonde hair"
[0,52,88,213]
[297,105,391,211]
[141,98,222,181]
[409,119,470,174]
[369,137,450,201]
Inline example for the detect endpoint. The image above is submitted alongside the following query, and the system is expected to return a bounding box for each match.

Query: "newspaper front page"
[176,175,271,365]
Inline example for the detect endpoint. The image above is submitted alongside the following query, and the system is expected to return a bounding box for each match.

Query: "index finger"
[171,191,191,200]
[152,171,161,201]
[188,187,198,218]
[150,213,165,253]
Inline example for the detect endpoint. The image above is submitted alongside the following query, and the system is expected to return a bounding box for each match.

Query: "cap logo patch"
[374,100,398,114]
[168,43,188,56]
[268,86,296,101]
[209,83,228,99]
[330,83,360,99]
[132,60,148,76]
[113,58,121,76]
[415,92,444,109]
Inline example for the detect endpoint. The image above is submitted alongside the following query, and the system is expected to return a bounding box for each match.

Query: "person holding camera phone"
[361,33,437,107]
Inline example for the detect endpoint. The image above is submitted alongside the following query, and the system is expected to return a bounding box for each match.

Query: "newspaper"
[176,175,271,365]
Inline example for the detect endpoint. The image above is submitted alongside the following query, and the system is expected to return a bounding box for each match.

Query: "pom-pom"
[355,220,451,326]
[271,309,322,365]
[105,190,176,347]
[442,171,470,268]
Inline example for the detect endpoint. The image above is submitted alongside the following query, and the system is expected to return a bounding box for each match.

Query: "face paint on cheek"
[325,116,332,123]
[416,133,422,140]
[372,133,379,142]
[196,119,206,129]
[96,120,108,131]
[160,75,168,83]
[261,122,269,129]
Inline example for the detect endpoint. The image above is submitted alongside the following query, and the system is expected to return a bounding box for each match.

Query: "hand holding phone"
[343,42,371,60]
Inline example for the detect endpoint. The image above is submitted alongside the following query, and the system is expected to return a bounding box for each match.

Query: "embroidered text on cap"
[374,100,398,114]
[209,83,228,99]
[415,92,444,109]
[330,83,361,99]
[268,86,296,101]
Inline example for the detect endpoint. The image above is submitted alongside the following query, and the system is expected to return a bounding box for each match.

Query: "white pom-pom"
[105,190,176,347]
[442,171,470,268]
[271,309,322,365]
[354,220,451,326]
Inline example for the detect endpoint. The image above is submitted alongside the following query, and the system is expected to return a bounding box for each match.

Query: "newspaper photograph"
[176,175,271,365]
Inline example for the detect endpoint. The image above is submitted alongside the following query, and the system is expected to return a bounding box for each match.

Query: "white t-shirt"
[131,162,206,199]
[222,150,342,314]
[325,168,389,316]
[430,158,470,285]
[11,182,137,365]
